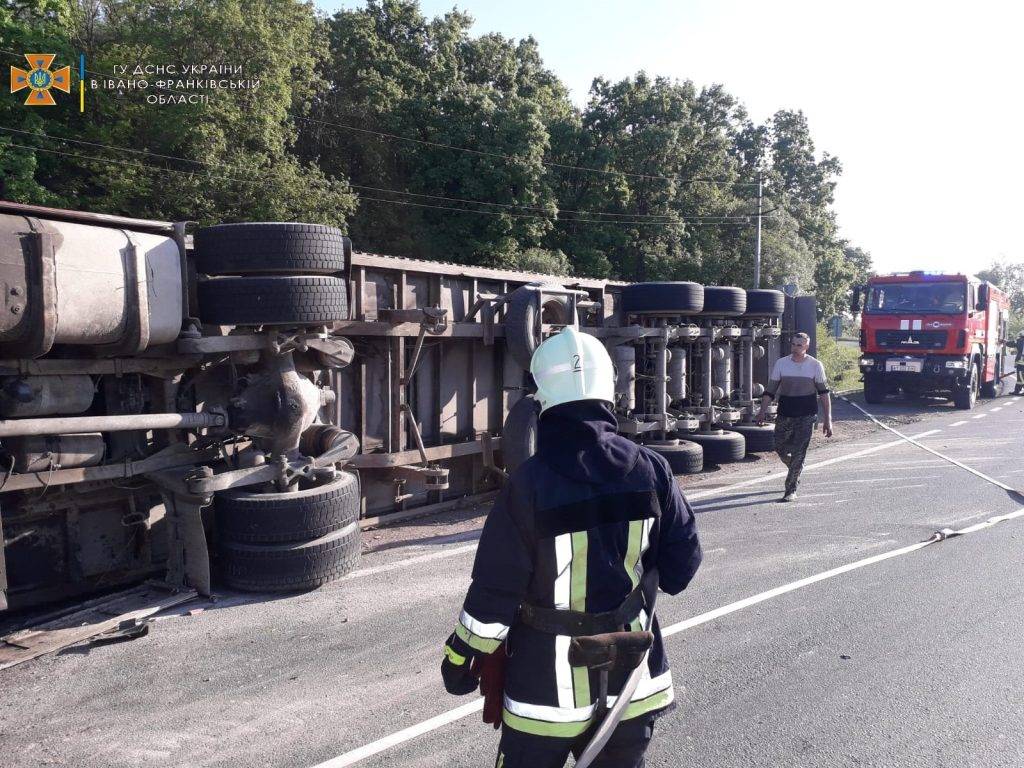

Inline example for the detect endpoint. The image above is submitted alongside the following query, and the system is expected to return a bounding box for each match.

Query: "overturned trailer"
[0,202,813,614]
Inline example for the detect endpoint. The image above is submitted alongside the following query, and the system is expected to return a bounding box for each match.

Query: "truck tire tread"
[219,524,360,592]
[644,440,703,474]
[198,276,349,326]
[683,430,746,464]
[620,282,704,315]
[195,223,349,276]
[216,472,359,544]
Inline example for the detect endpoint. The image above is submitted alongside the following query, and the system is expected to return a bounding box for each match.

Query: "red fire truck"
[852,272,1012,409]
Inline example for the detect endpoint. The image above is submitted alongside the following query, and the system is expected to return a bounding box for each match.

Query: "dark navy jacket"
[448,400,702,737]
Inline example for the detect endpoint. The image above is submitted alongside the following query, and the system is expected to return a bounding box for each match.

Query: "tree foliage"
[1,0,356,225]
[977,261,1024,335]
[4,0,872,312]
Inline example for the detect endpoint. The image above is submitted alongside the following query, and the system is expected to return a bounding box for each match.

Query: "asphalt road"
[2,390,1023,768]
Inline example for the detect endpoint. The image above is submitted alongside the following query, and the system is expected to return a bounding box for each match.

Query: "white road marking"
[311,698,485,767]
[687,430,941,501]
[345,544,479,580]
[344,430,944,580]
[839,402,1021,495]
[821,476,941,485]
[991,407,1003,412]
[662,506,1024,639]
[316,507,1024,767]
[825,464,951,475]
[949,420,968,427]
[972,414,987,419]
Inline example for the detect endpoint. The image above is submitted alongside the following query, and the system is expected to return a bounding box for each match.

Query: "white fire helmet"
[529,326,615,413]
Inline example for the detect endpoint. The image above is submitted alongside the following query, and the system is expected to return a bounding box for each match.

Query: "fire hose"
[835,393,1024,504]
[574,569,659,768]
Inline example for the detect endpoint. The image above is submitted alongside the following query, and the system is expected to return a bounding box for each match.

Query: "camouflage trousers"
[1016,363,1024,391]
[774,414,817,495]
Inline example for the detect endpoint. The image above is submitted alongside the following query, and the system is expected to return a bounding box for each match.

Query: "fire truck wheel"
[743,289,785,317]
[195,223,350,276]
[645,440,703,474]
[980,356,1000,398]
[502,394,539,474]
[863,375,887,405]
[698,286,747,317]
[684,430,746,464]
[215,472,359,544]
[218,523,360,593]
[953,364,979,410]
[505,284,573,370]
[726,423,775,453]
[198,276,349,326]
[620,282,704,315]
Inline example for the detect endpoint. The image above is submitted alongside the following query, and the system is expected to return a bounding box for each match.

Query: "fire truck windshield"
[867,282,966,314]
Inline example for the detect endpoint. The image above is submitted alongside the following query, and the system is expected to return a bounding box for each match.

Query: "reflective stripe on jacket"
[449,406,702,737]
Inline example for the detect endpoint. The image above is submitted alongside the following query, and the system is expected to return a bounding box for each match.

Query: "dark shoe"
[778,492,795,503]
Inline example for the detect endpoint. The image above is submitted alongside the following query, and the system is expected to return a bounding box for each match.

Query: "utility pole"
[754,170,763,289]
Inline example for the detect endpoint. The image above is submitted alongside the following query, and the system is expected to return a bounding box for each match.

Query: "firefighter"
[1015,331,1024,395]
[440,327,702,768]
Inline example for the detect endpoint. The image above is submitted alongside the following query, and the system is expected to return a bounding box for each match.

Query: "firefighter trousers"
[494,713,656,768]
[774,414,817,495]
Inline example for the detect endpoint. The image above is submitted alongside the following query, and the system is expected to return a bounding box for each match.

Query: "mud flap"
[149,468,213,597]
[161,489,212,596]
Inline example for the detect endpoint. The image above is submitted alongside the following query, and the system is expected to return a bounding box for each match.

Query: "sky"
[321,0,1023,276]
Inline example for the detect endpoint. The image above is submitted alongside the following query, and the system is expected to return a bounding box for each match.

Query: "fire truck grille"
[875,330,948,350]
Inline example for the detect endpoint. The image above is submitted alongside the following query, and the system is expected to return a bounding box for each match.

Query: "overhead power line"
[0,127,663,220]
[0,130,769,224]
[296,113,760,188]
[1,142,759,227]
[0,47,760,191]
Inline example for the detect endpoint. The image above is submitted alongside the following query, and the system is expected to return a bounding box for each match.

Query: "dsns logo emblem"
[10,54,70,106]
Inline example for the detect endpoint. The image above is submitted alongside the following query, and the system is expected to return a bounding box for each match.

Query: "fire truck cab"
[852,272,1011,409]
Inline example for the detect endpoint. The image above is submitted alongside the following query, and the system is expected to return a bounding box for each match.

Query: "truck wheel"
[218,523,360,592]
[743,289,785,317]
[198,276,349,326]
[215,472,359,544]
[980,356,999,398]
[645,440,703,474]
[620,282,704,315]
[726,423,775,453]
[684,430,745,464]
[501,394,539,474]
[698,286,747,317]
[195,223,349,276]
[863,375,886,405]
[953,365,979,410]
[505,284,572,370]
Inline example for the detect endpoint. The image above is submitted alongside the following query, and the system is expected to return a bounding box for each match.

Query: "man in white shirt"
[756,332,833,502]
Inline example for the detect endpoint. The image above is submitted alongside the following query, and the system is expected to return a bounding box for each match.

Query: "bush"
[816,322,861,390]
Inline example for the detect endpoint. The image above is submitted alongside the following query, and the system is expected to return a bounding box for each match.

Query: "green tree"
[3,0,356,226]
[307,0,567,267]
[0,1,75,205]
[977,261,1024,334]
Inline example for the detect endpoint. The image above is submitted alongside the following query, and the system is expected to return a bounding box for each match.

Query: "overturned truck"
[0,202,812,613]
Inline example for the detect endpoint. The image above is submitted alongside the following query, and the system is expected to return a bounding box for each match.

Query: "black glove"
[441,636,478,695]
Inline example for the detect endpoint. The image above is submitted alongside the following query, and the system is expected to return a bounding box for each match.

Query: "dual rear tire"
[195,223,351,327]
[215,472,361,592]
